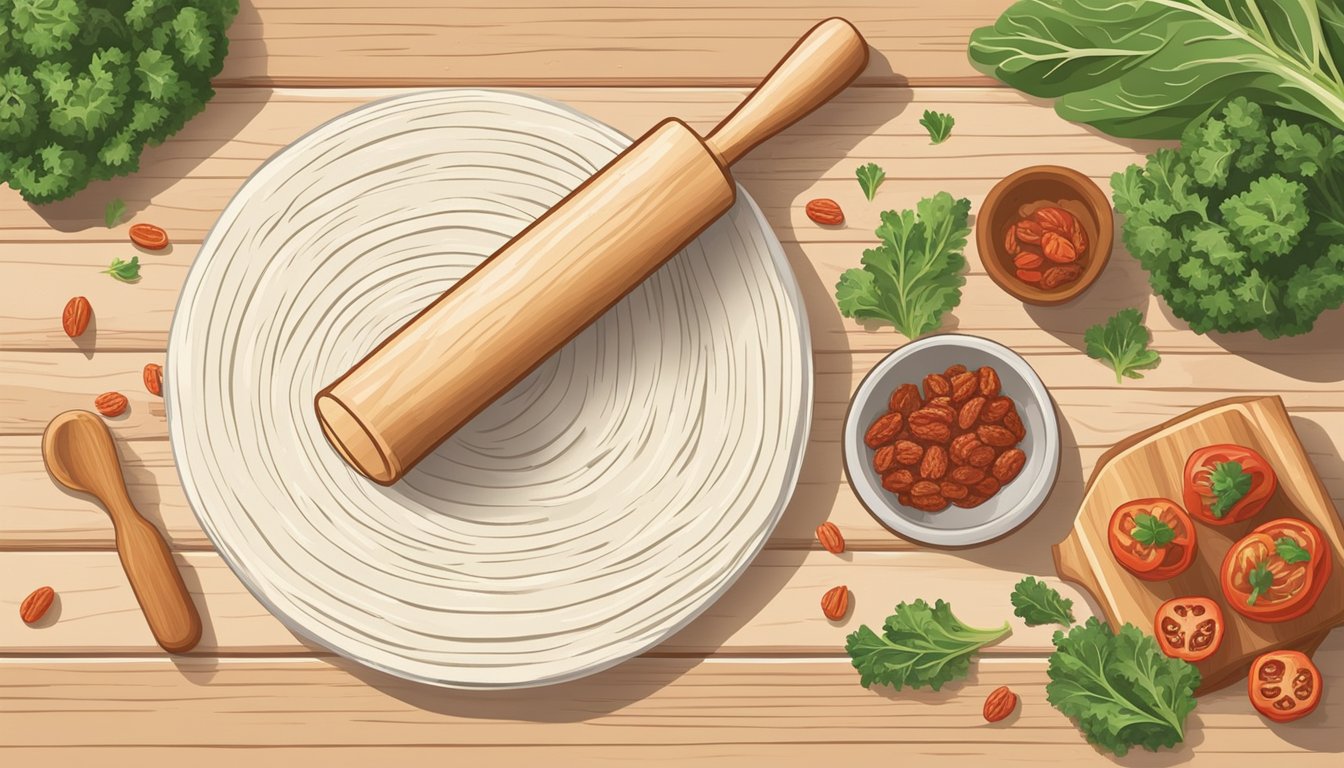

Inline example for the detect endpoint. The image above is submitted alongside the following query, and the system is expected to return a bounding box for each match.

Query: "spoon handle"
[108,496,203,653]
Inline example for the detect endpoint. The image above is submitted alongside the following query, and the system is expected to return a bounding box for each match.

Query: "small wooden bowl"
[977,165,1113,306]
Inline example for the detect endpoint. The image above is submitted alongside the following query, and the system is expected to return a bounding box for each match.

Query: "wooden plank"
[4,640,1342,755]
[0,550,1093,655]
[5,745,1341,768]
[219,2,1011,88]
[4,354,1343,549]
[0,87,1162,241]
[8,349,1344,443]
[0,246,188,352]
[3,420,1341,552]
[15,352,1344,441]
[5,435,1341,553]
[11,240,1344,363]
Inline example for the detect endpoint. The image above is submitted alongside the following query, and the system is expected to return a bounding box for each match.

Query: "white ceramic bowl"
[843,334,1060,547]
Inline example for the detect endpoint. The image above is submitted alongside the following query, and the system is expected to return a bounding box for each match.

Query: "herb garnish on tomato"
[1222,518,1331,622]
[1207,461,1251,517]
[1132,513,1175,547]
[1183,444,1276,525]
[1246,560,1274,606]
[1108,499,1196,581]
[1276,537,1311,564]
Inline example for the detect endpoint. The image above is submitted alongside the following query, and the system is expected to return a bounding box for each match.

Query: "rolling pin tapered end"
[316,391,399,484]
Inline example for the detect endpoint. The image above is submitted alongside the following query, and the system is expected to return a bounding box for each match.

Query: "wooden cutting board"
[1053,396,1344,694]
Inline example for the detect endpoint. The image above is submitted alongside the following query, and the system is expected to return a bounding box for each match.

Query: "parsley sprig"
[1208,461,1251,518]
[1247,560,1274,605]
[855,162,886,201]
[1275,537,1311,564]
[102,256,141,283]
[919,110,955,144]
[835,192,970,339]
[104,199,126,228]
[1131,513,1175,547]
[1085,308,1162,382]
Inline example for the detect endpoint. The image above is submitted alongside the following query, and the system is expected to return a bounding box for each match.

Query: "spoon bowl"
[43,410,120,497]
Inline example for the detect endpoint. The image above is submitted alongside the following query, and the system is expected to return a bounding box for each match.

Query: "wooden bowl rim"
[977,165,1114,307]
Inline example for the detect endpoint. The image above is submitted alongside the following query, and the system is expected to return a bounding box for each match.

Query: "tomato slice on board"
[1108,498,1197,581]
[1154,596,1224,662]
[1183,444,1277,525]
[1221,518,1332,622]
[1248,650,1322,723]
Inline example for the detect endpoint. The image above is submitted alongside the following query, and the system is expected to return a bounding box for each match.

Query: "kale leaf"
[969,0,1344,139]
[1047,619,1200,756]
[1010,576,1075,627]
[1084,309,1161,382]
[835,192,970,339]
[846,598,1011,691]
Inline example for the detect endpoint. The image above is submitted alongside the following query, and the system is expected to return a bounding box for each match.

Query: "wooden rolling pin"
[316,18,868,484]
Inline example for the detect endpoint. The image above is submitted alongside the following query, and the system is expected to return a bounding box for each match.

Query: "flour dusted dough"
[166,90,811,688]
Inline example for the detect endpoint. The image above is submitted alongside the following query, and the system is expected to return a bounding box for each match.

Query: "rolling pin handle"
[705,18,869,167]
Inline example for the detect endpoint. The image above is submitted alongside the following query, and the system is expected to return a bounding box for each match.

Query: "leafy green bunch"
[968,0,1344,140]
[0,0,239,203]
[835,192,971,339]
[1048,619,1200,756]
[846,585,1201,757]
[1112,98,1344,338]
[846,599,1010,691]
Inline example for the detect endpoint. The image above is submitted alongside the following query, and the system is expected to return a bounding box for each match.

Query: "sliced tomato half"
[1222,518,1331,623]
[1249,650,1322,723]
[1154,596,1224,662]
[1183,444,1277,525]
[1108,498,1197,581]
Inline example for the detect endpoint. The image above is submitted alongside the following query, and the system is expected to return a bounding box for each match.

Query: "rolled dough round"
[166,90,811,688]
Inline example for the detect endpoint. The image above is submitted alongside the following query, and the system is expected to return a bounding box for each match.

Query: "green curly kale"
[0,1,239,203]
[1112,97,1344,338]
[1084,309,1161,383]
[845,598,1010,691]
[1010,576,1075,627]
[835,192,970,339]
[1047,619,1200,757]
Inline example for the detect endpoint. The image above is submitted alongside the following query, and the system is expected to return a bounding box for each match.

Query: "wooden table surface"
[3,2,1342,765]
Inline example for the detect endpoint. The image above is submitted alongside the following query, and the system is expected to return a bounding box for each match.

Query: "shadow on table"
[329,655,701,723]
[743,48,911,542]
[1156,301,1344,383]
[1023,229,1154,356]
[935,411,1088,578]
[27,0,268,232]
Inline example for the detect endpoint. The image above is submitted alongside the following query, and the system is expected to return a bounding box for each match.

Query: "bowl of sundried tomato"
[843,334,1060,547]
[977,165,1113,306]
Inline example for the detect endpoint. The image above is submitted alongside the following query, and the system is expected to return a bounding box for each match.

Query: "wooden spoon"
[42,410,202,653]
